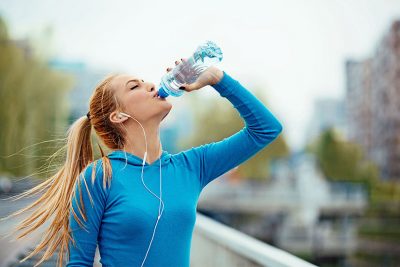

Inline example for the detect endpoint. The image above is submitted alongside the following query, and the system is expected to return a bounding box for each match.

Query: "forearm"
[212,71,283,146]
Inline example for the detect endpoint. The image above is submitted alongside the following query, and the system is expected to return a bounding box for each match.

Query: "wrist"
[211,71,239,97]
[209,68,224,86]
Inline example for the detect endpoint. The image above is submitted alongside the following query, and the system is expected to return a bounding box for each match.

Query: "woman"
[4,59,282,267]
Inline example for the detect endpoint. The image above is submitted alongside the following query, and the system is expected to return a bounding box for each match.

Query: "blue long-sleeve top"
[67,71,283,267]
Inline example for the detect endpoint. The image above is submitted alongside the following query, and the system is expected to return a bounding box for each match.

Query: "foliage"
[0,17,73,178]
[306,128,380,186]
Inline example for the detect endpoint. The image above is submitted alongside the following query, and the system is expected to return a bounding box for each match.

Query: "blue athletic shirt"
[67,71,283,267]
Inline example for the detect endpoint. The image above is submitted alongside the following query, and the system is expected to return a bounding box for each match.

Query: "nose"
[147,82,156,92]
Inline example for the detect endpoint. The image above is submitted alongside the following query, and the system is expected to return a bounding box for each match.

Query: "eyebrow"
[125,79,144,87]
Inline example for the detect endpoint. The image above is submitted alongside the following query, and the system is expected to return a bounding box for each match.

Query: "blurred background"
[0,0,399,267]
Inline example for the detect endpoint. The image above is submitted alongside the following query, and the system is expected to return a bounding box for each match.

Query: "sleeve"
[66,160,109,267]
[189,71,283,191]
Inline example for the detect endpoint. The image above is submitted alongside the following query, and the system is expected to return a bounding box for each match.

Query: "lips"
[153,91,166,100]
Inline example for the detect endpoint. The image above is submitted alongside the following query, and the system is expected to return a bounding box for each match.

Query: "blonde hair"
[0,73,128,266]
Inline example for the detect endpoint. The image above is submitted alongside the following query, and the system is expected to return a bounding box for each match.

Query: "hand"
[166,58,224,92]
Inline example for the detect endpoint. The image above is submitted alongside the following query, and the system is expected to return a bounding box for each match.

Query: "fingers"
[166,58,196,92]
[179,84,187,91]
[166,58,187,72]
[180,80,200,92]
[175,58,187,65]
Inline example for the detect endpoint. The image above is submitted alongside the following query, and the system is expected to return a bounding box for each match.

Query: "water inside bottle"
[173,41,223,85]
[159,41,223,97]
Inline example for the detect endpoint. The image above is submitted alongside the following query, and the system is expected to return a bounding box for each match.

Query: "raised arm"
[185,71,283,191]
[67,160,108,266]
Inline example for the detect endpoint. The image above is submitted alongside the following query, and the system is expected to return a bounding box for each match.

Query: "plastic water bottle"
[158,40,223,98]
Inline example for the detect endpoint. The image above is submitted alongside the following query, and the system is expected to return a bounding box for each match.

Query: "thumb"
[180,81,200,92]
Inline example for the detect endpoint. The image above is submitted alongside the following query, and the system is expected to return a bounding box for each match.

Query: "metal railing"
[191,213,319,267]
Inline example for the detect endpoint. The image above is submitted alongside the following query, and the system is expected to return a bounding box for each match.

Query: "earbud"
[118,112,130,119]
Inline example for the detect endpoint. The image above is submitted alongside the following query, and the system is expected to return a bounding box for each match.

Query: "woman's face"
[110,74,172,123]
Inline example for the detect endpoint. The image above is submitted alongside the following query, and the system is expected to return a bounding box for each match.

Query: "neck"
[122,120,162,165]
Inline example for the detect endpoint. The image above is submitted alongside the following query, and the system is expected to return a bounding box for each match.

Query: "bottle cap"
[158,86,169,98]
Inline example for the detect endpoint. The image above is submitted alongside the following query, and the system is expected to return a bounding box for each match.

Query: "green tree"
[306,127,379,185]
[0,17,73,178]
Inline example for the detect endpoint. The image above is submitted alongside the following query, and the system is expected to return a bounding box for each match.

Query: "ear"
[109,111,128,123]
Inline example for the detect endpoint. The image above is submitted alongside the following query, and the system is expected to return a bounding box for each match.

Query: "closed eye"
[130,85,139,90]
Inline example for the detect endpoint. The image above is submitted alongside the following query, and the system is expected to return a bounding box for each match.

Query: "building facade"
[345,20,400,181]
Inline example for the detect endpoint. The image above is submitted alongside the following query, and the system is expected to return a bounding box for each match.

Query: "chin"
[161,108,171,121]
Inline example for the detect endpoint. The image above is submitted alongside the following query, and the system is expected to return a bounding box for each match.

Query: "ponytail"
[0,114,112,267]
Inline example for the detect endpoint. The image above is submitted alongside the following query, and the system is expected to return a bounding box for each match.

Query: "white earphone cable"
[119,112,164,267]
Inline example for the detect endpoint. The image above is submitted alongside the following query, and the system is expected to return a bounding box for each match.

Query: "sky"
[1,0,400,151]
